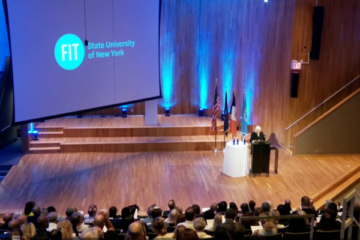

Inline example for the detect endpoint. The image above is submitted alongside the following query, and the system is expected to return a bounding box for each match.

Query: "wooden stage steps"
[30,115,229,153]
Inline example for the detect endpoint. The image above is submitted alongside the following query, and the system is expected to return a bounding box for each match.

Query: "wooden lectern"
[251,141,271,176]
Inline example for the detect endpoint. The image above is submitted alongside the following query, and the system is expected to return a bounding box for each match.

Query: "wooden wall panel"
[76,0,360,149]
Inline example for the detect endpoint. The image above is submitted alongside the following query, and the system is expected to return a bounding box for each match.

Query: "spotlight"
[165,107,170,117]
[199,108,204,117]
[264,0,268,2]
[122,108,127,118]
[28,130,38,141]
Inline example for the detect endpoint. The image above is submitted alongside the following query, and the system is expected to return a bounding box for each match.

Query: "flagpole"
[213,79,218,153]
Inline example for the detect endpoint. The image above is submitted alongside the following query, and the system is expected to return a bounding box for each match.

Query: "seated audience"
[152,208,163,219]
[65,207,75,220]
[193,204,201,217]
[249,200,256,213]
[57,219,75,239]
[241,212,258,230]
[240,203,250,215]
[177,207,196,229]
[203,202,217,220]
[36,215,50,239]
[176,206,184,215]
[318,212,336,231]
[193,217,212,238]
[175,225,199,240]
[287,210,309,233]
[41,208,48,216]
[84,204,97,224]
[152,217,173,239]
[270,209,285,229]
[9,229,23,240]
[125,221,147,240]
[229,202,238,212]
[227,222,245,240]
[209,213,224,232]
[122,215,135,233]
[24,202,35,217]
[253,212,278,236]
[27,206,41,228]
[261,202,271,213]
[47,206,57,214]
[109,206,120,219]
[141,205,155,225]
[80,228,99,240]
[163,200,176,218]
[214,226,229,240]
[49,229,62,240]
[21,223,36,240]
[176,214,186,226]
[8,219,20,230]
[0,213,13,230]
[164,209,179,226]
[254,208,263,216]
[47,212,58,232]
[300,196,318,221]
[217,201,227,214]
[216,208,237,231]
[71,212,88,233]
[16,215,27,226]
[284,199,292,214]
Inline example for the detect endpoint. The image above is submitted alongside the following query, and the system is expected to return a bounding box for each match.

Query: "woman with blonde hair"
[253,212,278,236]
[21,222,36,240]
[57,219,76,239]
[152,217,173,239]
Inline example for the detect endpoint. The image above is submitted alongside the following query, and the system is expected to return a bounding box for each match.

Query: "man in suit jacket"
[163,200,176,219]
[203,202,217,220]
[216,208,237,231]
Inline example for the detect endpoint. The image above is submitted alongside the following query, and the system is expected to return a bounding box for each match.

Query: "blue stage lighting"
[122,108,127,118]
[199,108,204,117]
[165,107,170,117]
[30,130,39,141]
[264,0,268,2]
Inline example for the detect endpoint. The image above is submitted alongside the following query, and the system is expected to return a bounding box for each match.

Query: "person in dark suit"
[216,208,237,231]
[250,126,266,143]
[27,206,41,229]
[203,202,217,220]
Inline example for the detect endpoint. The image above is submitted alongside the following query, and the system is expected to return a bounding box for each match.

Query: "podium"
[251,141,271,176]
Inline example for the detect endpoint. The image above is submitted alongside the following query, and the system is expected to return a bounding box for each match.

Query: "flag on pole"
[211,83,220,131]
[241,90,248,136]
[230,91,237,136]
[223,91,229,136]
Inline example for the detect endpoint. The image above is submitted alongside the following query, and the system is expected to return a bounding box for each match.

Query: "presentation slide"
[6,0,161,123]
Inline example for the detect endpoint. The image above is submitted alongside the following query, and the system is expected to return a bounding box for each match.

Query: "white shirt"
[177,220,195,230]
[47,222,57,232]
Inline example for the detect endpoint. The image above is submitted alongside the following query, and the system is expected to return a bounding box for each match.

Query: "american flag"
[211,84,220,131]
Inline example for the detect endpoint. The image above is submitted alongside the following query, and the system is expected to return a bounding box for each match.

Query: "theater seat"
[259,233,283,239]
[283,232,310,240]
[314,230,341,240]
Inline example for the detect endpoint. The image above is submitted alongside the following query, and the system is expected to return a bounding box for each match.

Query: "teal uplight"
[196,32,211,109]
[222,49,235,108]
[160,32,175,108]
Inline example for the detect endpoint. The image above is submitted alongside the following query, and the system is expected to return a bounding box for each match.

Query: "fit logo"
[55,34,85,70]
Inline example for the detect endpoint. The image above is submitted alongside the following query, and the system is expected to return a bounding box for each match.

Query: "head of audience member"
[192,204,201,216]
[229,202,238,212]
[65,207,75,218]
[270,209,280,226]
[285,199,291,207]
[288,211,308,232]
[80,228,99,240]
[327,207,338,224]
[123,215,135,233]
[193,217,206,233]
[24,202,35,216]
[225,208,237,221]
[261,202,271,213]
[8,219,20,230]
[176,206,183,214]
[71,212,84,228]
[176,226,199,240]
[127,221,145,240]
[109,206,118,218]
[328,202,338,212]
[21,223,36,240]
[152,217,167,236]
[48,229,62,240]
[93,214,105,229]
[47,212,58,224]
[57,219,74,239]
[266,201,273,210]
[128,205,139,216]
[284,200,292,214]
[209,202,217,212]
[325,199,332,209]
[301,196,311,209]
[168,200,176,210]
[240,203,249,214]
[228,222,245,240]
[214,226,229,240]
[17,215,27,226]
[9,229,23,240]
[240,212,257,229]
[88,204,97,218]
[185,207,196,222]
[277,204,288,216]
[174,225,186,240]
[176,213,186,226]
[259,212,276,234]
[37,215,49,230]
[213,213,224,230]
[47,206,56,213]
[41,208,48,216]
[217,201,227,213]
[318,212,335,231]
[99,209,110,220]
[144,205,154,220]
[249,200,256,212]
[2,213,13,228]
[32,206,41,218]
[151,208,163,219]
[254,208,263,217]
[167,209,179,224]
[121,207,131,218]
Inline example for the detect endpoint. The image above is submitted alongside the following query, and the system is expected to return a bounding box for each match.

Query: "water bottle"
[233,139,235,145]
[237,139,239,145]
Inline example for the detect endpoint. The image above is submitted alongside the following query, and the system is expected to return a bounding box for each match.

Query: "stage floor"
[1,150,359,215]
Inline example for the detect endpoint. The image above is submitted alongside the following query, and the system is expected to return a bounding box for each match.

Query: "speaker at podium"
[251,141,271,176]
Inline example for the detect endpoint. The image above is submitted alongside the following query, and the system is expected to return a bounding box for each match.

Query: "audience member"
[253,212,278,236]
[165,209,179,225]
[270,209,284,229]
[9,229,23,240]
[214,226,229,240]
[325,207,341,230]
[47,212,58,232]
[80,228,99,240]
[249,200,256,213]
[300,196,318,221]
[122,215,135,233]
[36,215,50,239]
[152,217,173,239]
[109,206,120,219]
[0,213,13,230]
[211,213,224,231]
[141,205,155,225]
[254,208,263,216]
[16,215,27,226]
[175,226,199,240]
[152,208,163,219]
[84,204,97,224]
[217,201,227,214]
[65,207,75,219]
[229,202,238,212]
[163,200,176,218]
[177,207,196,229]
[127,221,145,240]
[318,212,335,231]
[284,199,292,214]
[287,210,308,233]
[47,206,57,214]
[203,202,217,220]
[176,206,184,215]
[21,223,36,240]
[93,213,106,231]
[240,203,250,215]
[72,212,88,233]
[27,206,41,228]
[176,214,186,226]
[216,208,236,231]
[192,204,201,217]
[193,217,212,238]
[227,222,245,240]
[24,202,35,217]
[8,219,20,230]
[261,202,271,213]
[240,212,258,229]
[48,229,62,240]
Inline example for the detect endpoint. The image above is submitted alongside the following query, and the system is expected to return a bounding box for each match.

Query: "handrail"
[286,74,360,130]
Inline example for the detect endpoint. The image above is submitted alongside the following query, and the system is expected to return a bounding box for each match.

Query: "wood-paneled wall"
[81,0,360,149]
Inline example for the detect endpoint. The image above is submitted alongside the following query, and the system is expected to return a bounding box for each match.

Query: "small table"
[222,141,249,178]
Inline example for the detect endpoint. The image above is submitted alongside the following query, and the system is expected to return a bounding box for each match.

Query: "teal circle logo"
[54,34,85,70]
